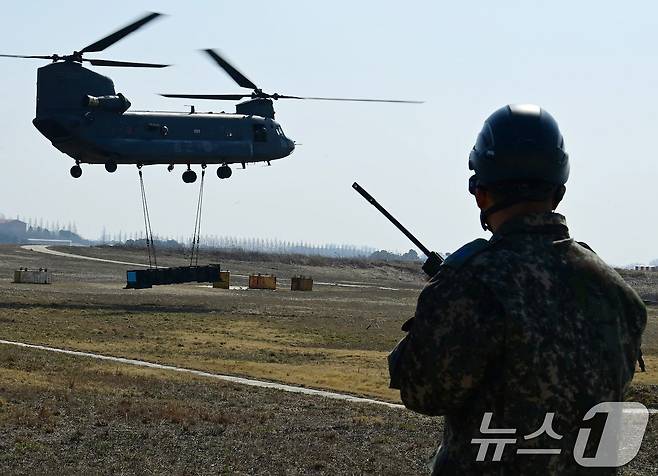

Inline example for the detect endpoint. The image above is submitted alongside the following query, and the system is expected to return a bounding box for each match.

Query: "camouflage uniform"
[391,212,647,475]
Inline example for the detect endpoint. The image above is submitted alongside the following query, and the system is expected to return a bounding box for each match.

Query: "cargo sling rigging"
[137,168,206,269]
[138,169,157,268]
[189,169,206,266]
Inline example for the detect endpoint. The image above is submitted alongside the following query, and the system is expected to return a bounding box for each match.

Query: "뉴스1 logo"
[471,402,651,467]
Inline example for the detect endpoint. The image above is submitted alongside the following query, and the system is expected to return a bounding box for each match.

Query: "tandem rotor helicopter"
[2,12,423,183]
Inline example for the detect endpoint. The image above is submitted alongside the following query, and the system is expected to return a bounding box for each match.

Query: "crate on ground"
[291,275,313,291]
[634,265,657,272]
[213,271,231,289]
[249,274,276,290]
[13,268,52,284]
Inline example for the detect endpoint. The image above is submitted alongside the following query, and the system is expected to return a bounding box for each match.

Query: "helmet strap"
[480,196,529,231]
[479,185,565,231]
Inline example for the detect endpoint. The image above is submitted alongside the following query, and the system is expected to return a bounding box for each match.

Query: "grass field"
[0,345,441,475]
[0,244,656,474]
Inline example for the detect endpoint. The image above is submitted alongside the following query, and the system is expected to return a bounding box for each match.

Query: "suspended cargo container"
[13,268,52,284]
[213,271,231,289]
[291,276,313,291]
[249,274,276,290]
[125,264,220,289]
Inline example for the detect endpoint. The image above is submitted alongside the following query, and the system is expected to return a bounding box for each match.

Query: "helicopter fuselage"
[35,110,294,166]
[32,61,295,172]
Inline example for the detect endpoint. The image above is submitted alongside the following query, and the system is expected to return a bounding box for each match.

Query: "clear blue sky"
[0,1,656,265]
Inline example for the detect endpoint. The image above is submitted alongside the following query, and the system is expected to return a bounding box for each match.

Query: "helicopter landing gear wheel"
[217,165,232,179]
[70,165,82,178]
[167,164,174,172]
[182,170,197,183]
[104,161,117,173]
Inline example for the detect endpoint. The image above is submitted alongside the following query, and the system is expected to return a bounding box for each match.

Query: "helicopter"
[2,12,423,183]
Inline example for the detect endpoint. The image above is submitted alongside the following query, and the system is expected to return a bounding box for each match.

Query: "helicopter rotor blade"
[279,95,424,104]
[86,58,169,68]
[80,12,164,53]
[0,54,55,60]
[160,91,424,104]
[160,93,252,100]
[203,49,258,90]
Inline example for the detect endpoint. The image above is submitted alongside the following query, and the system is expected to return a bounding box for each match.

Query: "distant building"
[0,219,27,242]
[26,238,72,246]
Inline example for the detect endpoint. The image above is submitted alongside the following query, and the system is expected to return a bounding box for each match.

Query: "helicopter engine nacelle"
[83,93,131,113]
[235,98,275,119]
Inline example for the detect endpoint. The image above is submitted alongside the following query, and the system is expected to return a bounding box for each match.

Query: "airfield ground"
[0,244,655,474]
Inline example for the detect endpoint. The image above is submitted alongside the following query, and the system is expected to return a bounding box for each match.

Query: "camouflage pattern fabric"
[391,212,647,475]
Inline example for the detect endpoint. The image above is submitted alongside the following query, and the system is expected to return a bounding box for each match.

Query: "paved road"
[21,244,150,268]
[0,339,404,409]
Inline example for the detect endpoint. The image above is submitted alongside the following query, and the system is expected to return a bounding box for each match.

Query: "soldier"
[390,104,647,475]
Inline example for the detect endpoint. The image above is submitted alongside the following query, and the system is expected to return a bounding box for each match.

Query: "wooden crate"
[213,271,231,289]
[249,274,276,290]
[291,276,313,291]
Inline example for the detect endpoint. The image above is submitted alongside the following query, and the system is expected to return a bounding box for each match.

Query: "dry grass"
[1,301,655,401]
[0,302,404,400]
[0,245,656,474]
[0,346,441,475]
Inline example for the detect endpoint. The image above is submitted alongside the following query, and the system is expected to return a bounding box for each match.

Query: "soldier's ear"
[475,188,492,211]
[552,185,566,209]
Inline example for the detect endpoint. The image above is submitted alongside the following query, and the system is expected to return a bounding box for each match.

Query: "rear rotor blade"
[160,93,252,100]
[0,54,54,60]
[286,96,424,104]
[80,12,164,53]
[86,58,169,68]
[203,49,258,90]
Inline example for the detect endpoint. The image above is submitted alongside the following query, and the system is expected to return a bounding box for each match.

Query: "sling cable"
[138,168,157,269]
[137,166,208,268]
[129,166,218,290]
[189,166,206,266]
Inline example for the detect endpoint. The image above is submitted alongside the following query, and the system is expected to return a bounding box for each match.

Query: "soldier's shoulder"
[433,238,511,284]
[421,239,498,305]
[569,242,646,308]
[441,238,492,270]
[575,241,595,252]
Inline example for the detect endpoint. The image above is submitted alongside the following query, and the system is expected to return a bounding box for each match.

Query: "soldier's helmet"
[468,104,569,189]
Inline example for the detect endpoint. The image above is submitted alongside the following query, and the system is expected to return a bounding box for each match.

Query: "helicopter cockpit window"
[253,124,268,142]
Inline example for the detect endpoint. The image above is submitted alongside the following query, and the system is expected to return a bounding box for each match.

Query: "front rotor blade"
[0,54,54,60]
[287,96,425,104]
[80,12,164,53]
[87,58,169,68]
[203,49,257,90]
[160,93,252,100]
